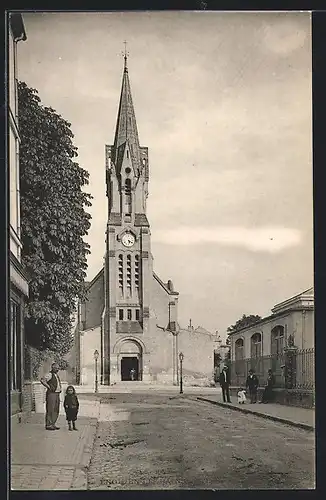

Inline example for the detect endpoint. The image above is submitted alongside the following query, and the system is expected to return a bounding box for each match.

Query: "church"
[73,55,214,387]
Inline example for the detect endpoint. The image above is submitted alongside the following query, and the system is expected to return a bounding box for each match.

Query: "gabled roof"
[153,272,179,296]
[271,286,314,314]
[84,268,104,290]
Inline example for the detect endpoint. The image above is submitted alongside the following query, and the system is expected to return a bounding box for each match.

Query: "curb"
[196,397,315,432]
[81,421,98,468]
[80,402,101,469]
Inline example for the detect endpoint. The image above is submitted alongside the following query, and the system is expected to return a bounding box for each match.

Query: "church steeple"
[106,49,149,222]
[111,49,141,173]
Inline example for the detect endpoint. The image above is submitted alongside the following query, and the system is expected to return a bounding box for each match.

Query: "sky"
[18,11,313,339]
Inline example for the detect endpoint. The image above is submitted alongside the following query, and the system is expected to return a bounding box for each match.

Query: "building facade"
[8,13,29,415]
[228,287,314,390]
[75,56,214,386]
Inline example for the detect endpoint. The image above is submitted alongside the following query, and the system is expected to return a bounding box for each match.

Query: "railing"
[294,348,315,390]
[229,348,314,390]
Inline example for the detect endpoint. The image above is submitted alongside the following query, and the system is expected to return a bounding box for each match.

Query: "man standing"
[219,365,231,403]
[246,368,259,404]
[40,362,62,430]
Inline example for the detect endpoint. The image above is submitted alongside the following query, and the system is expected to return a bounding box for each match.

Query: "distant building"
[8,13,29,415]
[73,56,214,387]
[213,333,230,370]
[228,287,314,389]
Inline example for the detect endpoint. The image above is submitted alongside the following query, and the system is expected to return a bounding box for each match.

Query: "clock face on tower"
[121,232,135,247]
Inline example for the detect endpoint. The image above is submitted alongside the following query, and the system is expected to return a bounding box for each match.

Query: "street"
[88,393,315,490]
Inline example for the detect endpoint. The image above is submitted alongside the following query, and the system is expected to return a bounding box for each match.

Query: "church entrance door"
[117,339,143,381]
[121,357,139,381]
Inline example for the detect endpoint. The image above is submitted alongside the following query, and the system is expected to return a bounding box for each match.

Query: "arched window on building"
[118,254,123,297]
[125,178,132,214]
[234,338,245,379]
[251,333,262,358]
[126,254,131,297]
[271,325,285,380]
[135,254,139,290]
[235,338,244,360]
[271,326,284,356]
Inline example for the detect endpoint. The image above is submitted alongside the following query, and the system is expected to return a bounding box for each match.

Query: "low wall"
[229,386,314,409]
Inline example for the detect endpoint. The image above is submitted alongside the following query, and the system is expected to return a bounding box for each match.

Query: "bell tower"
[102,51,152,384]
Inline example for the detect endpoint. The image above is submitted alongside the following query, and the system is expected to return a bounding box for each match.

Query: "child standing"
[64,385,79,431]
[237,388,247,404]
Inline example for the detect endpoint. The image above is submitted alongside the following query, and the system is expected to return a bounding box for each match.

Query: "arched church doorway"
[118,340,143,381]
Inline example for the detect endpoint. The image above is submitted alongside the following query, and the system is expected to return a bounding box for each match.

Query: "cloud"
[262,17,309,56]
[151,225,302,253]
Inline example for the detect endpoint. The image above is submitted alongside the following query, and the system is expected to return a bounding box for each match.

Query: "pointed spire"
[111,44,140,172]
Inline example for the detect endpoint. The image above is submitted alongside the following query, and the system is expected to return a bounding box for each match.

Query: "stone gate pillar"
[284,335,298,389]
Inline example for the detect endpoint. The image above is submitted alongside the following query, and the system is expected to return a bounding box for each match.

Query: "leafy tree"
[18,81,92,357]
[227,314,262,334]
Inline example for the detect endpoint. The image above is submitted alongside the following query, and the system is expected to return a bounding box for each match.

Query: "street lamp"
[179,352,184,394]
[94,349,99,393]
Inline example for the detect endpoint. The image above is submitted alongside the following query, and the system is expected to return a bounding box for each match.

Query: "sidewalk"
[195,394,315,431]
[74,384,219,394]
[11,397,100,490]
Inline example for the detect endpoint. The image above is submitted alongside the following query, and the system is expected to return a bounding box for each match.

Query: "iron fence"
[294,348,315,390]
[229,348,314,390]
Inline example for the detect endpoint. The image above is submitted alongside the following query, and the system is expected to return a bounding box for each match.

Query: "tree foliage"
[227,314,262,334]
[18,81,92,355]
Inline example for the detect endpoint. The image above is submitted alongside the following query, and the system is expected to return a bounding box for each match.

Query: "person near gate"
[260,369,275,403]
[219,365,231,403]
[214,366,219,387]
[246,368,259,404]
[130,368,136,381]
[40,362,62,430]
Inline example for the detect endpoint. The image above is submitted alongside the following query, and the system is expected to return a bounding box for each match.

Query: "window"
[119,309,124,320]
[127,309,132,320]
[234,338,245,376]
[135,309,140,321]
[125,178,132,214]
[127,150,129,159]
[10,299,21,391]
[126,254,131,295]
[251,333,262,358]
[235,338,244,360]
[135,254,139,289]
[118,254,123,295]
[271,326,284,356]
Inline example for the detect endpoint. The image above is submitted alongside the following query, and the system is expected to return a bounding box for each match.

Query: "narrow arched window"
[126,254,131,296]
[135,254,140,290]
[235,338,244,360]
[118,254,123,296]
[271,326,284,356]
[125,178,132,214]
[251,333,262,358]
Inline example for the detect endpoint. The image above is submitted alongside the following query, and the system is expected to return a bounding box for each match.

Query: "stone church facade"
[74,56,214,387]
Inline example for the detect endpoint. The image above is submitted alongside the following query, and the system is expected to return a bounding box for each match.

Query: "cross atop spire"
[123,40,129,71]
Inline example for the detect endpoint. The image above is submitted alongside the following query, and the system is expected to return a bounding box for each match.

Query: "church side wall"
[80,326,101,387]
[82,271,104,330]
[148,277,175,382]
[150,276,170,330]
[178,328,214,379]
[149,323,174,381]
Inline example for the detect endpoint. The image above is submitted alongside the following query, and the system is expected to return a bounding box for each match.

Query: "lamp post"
[94,349,99,393]
[179,352,184,394]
